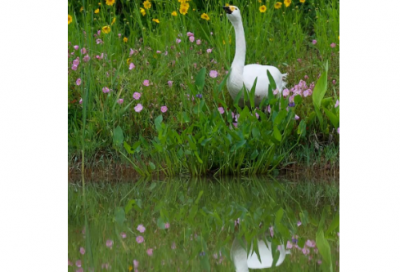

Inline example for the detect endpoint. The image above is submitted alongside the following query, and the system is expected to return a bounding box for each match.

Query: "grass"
[68,177,339,271]
[68,0,339,176]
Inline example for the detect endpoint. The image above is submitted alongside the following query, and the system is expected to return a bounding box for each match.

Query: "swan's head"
[223,5,242,23]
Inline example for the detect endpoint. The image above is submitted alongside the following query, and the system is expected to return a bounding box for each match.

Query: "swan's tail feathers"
[281,73,288,89]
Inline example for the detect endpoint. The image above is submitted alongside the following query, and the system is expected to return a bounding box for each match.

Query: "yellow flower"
[102,25,111,34]
[129,265,133,272]
[126,58,131,64]
[179,6,188,15]
[178,0,190,2]
[123,37,128,43]
[284,0,291,7]
[143,0,151,9]
[181,2,189,9]
[300,0,306,3]
[140,8,146,16]
[106,0,115,6]
[98,2,101,5]
[201,13,210,20]
[259,5,267,13]
[274,2,282,9]
[68,14,72,25]
[152,18,160,23]
[111,17,116,25]
[171,11,177,16]
[80,7,84,12]
[95,8,100,14]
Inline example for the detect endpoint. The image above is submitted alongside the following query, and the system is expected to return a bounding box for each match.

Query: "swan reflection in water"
[231,237,290,272]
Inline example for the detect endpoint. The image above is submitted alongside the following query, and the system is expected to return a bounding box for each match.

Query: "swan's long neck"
[231,19,246,77]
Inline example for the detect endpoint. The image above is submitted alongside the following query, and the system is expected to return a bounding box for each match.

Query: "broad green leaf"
[275,208,284,226]
[113,126,124,146]
[312,61,329,129]
[124,200,136,214]
[148,161,156,170]
[267,70,277,90]
[273,126,282,142]
[154,115,163,132]
[195,67,206,92]
[114,207,126,225]
[316,230,333,271]
[273,110,287,126]
[323,106,339,128]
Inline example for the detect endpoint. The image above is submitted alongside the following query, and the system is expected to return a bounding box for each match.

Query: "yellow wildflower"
[201,13,210,20]
[181,2,189,9]
[102,25,111,34]
[140,8,146,16]
[143,0,151,9]
[274,2,282,9]
[68,14,72,25]
[111,17,116,25]
[106,0,115,6]
[80,7,84,12]
[179,6,188,15]
[300,0,306,3]
[152,18,160,23]
[95,8,100,14]
[259,5,267,13]
[129,265,133,272]
[284,0,291,7]
[123,37,128,43]
[98,2,101,5]
[171,11,177,16]
[126,58,131,64]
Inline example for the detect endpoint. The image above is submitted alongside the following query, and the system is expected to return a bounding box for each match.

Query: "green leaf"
[312,61,329,129]
[275,208,284,226]
[114,207,126,225]
[325,212,339,236]
[273,126,282,142]
[323,106,339,128]
[294,95,303,105]
[124,200,136,214]
[124,142,133,154]
[148,182,157,191]
[113,126,124,147]
[273,110,287,126]
[267,70,277,90]
[252,127,261,138]
[148,161,156,170]
[154,115,163,132]
[297,120,306,137]
[316,230,333,271]
[195,67,206,92]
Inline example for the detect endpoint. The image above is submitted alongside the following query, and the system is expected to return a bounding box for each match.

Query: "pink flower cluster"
[281,79,315,100]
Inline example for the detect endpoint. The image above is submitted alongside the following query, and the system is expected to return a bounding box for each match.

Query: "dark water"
[68,177,339,271]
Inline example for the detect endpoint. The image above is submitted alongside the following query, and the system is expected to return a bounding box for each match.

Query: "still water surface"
[68,177,339,271]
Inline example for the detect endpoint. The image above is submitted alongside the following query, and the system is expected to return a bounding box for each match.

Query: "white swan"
[231,237,290,272]
[223,5,287,106]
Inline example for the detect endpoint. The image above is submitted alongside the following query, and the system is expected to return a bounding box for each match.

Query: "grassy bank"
[68,0,339,177]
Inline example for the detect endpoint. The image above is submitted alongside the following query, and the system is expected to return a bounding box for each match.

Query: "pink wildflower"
[286,241,293,249]
[147,248,153,256]
[73,45,79,50]
[143,80,150,86]
[133,92,141,100]
[187,32,194,37]
[76,78,81,86]
[76,260,82,267]
[137,224,146,233]
[79,98,83,104]
[337,127,340,134]
[80,247,85,255]
[120,232,126,238]
[106,239,113,248]
[312,39,317,44]
[209,70,218,78]
[96,39,103,44]
[129,63,135,70]
[207,48,212,53]
[171,242,176,249]
[118,99,124,105]
[133,260,139,268]
[83,54,90,62]
[273,89,279,95]
[164,222,170,229]
[134,104,143,113]
[81,48,86,54]
[156,50,161,54]
[335,99,339,108]
[330,43,336,48]
[118,33,121,38]
[196,39,201,45]
[218,107,224,114]
[189,36,195,42]
[102,87,110,93]
[136,236,144,243]
[176,38,181,44]
[168,81,173,87]
[295,115,300,120]
[302,89,311,97]
[282,89,289,97]
[161,106,168,113]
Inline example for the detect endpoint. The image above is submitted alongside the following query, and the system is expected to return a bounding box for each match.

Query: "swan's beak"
[223,6,232,14]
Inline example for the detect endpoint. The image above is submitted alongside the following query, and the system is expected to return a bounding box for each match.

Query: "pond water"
[68,177,339,271]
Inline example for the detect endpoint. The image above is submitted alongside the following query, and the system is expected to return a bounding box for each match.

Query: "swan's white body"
[224,6,287,106]
[231,237,290,272]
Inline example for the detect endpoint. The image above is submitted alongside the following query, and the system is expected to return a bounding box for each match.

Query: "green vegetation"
[69,177,339,271]
[68,0,339,176]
